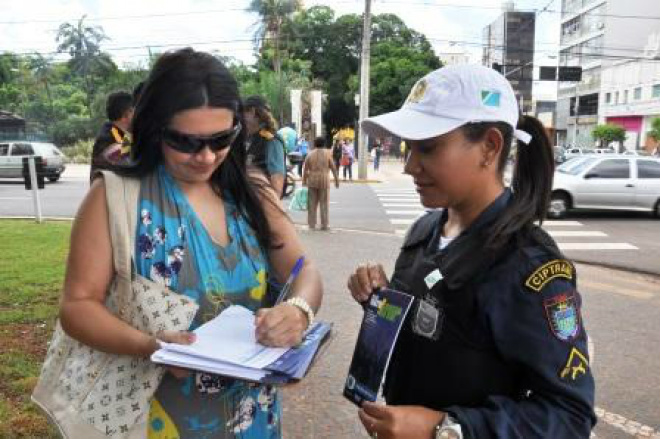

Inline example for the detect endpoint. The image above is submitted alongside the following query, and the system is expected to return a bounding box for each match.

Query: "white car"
[550,155,660,218]
[0,141,66,182]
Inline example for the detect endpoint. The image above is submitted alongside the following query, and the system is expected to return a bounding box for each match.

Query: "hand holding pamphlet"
[343,288,414,406]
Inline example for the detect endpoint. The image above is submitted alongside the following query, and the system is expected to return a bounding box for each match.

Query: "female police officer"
[347,65,596,439]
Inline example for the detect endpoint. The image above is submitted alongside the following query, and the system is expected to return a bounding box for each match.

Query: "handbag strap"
[98,170,141,281]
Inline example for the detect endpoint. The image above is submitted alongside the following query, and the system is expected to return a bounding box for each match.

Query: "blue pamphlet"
[343,288,414,406]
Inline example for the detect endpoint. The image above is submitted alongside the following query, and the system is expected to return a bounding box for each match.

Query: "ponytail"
[462,115,555,251]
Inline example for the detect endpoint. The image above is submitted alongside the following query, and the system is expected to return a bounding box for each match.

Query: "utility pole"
[357,0,372,180]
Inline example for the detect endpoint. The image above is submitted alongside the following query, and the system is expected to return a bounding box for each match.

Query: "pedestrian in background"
[348,64,595,439]
[341,139,355,180]
[332,138,343,170]
[243,95,287,197]
[295,135,309,176]
[372,139,383,172]
[90,91,134,181]
[303,137,339,231]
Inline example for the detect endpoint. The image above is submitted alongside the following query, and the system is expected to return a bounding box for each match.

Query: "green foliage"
[279,7,441,134]
[47,116,97,147]
[592,124,627,147]
[62,138,94,163]
[648,117,660,141]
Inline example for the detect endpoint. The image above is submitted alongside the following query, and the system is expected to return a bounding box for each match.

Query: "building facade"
[599,33,660,152]
[482,3,536,114]
[556,0,659,147]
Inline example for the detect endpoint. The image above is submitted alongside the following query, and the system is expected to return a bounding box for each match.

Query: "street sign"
[558,66,583,82]
[539,66,557,81]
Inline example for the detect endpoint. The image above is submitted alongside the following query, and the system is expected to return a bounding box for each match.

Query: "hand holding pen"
[255,257,307,347]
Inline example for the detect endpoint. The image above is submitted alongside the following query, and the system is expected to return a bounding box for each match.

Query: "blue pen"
[275,256,305,305]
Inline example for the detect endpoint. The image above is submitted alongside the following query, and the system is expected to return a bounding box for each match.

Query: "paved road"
[281,229,660,439]
[288,160,660,275]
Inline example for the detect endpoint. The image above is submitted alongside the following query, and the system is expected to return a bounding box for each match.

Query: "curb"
[0,216,74,222]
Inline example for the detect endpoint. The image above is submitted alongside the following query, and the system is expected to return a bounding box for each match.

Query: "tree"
[28,53,55,120]
[648,117,660,142]
[249,0,303,124]
[56,15,115,114]
[592,124,627,150]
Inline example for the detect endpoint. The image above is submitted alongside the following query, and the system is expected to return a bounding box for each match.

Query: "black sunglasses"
[162,122,242,154]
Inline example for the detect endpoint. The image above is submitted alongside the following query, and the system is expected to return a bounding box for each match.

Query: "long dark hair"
[116,48,276,251]
[462,115,555,250]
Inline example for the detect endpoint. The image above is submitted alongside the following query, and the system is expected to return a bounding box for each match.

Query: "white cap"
[361,64,531,144]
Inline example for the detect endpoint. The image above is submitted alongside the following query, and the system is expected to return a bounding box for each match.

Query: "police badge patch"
[544,292,580,342]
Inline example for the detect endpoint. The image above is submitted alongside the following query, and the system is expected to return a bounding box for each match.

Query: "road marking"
[385,210,425,215]
[548,231,608,237]
[558,243,638,250]
[580,279,655,299]
[542,220,583,226]
[391,219,416,225]
[382,203,423,208]
[377,198,420,203]
[594,406,658,438]
[0,197,31,200]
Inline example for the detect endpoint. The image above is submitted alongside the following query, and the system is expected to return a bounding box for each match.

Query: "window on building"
[637,160,660,179]
[615,91,619,104]
[623,90,629,104]
[588,159,630,179]
[653,84,660,98]
[605,93,611,104]
[634,87,642,100]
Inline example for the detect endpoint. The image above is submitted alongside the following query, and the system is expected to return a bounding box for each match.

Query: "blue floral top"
[135,165,281,439]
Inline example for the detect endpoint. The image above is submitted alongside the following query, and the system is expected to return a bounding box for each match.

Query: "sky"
[0,0,561,99]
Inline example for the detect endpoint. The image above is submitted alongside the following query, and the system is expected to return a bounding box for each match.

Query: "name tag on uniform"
[424,269,443,290]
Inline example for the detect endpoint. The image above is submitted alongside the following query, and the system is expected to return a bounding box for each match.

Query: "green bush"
[61,138,94,164]
[46,116,97,147]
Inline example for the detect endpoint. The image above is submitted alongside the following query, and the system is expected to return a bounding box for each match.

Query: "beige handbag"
[31,171,199,439]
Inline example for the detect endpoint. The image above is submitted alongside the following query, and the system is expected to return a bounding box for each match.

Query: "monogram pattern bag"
[31,171,199,439]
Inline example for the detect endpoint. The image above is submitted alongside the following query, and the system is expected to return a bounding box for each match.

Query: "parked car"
[593,148,616,154]
[563,147,595,161]
[622,150,651,156]
[549,155,660,218]
[0,141,66,182]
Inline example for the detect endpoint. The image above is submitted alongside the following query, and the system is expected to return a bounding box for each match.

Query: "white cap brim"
[361,108,466,141]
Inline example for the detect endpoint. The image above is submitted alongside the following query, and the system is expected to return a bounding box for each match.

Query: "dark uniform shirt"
[386,189,596,439]
[90,122,130,181]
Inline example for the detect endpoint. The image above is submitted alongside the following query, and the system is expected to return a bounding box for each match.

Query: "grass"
[0,219,71,438]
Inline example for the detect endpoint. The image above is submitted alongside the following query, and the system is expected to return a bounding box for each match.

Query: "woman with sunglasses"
[57,48,322,439]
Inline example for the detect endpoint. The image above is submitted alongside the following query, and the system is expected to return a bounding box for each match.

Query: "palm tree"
[29,53,55,119]
[249,0,303,124]
[56,15,113,114]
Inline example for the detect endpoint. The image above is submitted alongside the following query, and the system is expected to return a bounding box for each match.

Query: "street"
[2,162,658,275]
[1,161,659,438]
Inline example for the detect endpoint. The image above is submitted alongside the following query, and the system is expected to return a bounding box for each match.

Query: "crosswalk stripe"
[391,218,417,225]
[377,198,420,203]
[386,210,425,215]
[558,243,638,250]
[547,231,608,237]
[382,203,423,208]
[541,221,583,227]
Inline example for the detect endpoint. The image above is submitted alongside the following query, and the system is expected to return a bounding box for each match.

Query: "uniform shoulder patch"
[525,259,574,292]
[560,347,589,381]
[259,129,274,140]
[544,291,580,342]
